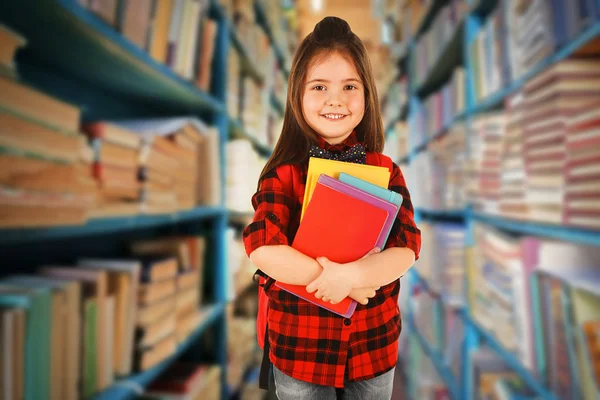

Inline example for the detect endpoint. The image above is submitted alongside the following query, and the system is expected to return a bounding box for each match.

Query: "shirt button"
[343,318,351,326]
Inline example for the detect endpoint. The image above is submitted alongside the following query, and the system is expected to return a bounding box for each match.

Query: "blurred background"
[0,0,599,399]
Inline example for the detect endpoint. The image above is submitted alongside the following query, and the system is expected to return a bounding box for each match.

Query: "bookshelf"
[398,0,600,399]
[0,0,290,399]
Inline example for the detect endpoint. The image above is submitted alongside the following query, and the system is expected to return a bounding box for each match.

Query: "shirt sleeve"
[242,166,294,257]
[384,162,421,260]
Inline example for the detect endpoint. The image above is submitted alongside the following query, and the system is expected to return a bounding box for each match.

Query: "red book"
[275,176,392,318]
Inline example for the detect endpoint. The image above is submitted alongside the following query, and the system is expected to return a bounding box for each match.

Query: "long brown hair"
[257,16,385,185]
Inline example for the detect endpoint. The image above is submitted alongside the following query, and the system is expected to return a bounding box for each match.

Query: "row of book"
[78,0,218,90]
[412,67,466,144]
[139,362,221,400]
[383,120,409,165]
[382,76,408,130]
[254,0,295,72]
[0,25,222,228]
[404,123,468,211]
[471,0,600,103]
[412,0,469,87]
[467,57,600,227]
[468,224,600,400]
[0,235,208,400]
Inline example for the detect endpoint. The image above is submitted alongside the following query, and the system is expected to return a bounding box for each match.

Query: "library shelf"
[410,269,467,309]
[472,213,600,247]
[229,118,274,157]
[254,1,290,78]
[417,208,467,221]
[230,24,266,84]
[457,310,556,400]
[470,20,600,115]
[407,110,467,160]
[92,303,226,400]
[407,316,460,399]
[0,206,226,245]
[414,0,451,40]
[0,0,224,116]
[416,18,465,99]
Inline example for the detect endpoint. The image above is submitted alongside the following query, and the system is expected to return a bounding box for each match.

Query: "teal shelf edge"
[473,212,600,246]
[92,303,226,400]
[457,310,556,400]
[413,0,449,40]
[230,24,265,84]
[417,207,468,220]
[0,0,224,116]
[0,206,226,245]
[470,20,600,115]
[229,118,274,157]
[254,1,290,78]
[416,18,465,98]
[407,317,460,399]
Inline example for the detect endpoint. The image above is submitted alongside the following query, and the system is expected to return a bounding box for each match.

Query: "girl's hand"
[306,257,358,304]
[348,286,380,305]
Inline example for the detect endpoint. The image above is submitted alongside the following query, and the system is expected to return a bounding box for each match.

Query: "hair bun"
[313,16,353,41]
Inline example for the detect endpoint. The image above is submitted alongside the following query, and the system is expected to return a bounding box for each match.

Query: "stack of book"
[468,112,505,215]
[0,25,98,228]
[233,1,273,78]
[420,67,466,136]
[82,122,142,217]
[522,59,600,225]
[226,139,265,213]
[499,92,528,220]
[228,48,242,120]
[271,157,403,318]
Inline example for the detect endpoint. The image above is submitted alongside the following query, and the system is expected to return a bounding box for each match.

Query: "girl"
[242,16,421,400]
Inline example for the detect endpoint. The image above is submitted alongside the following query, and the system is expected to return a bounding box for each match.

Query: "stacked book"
[233,2,273,78]
[226,139,265,213]
[468,112,505,215]
[82,122,142,217]
[228,47,242,120]
[522,58,600,225]
[0,25,97,228]
[499,92,528,220]
[272,157,402,318]
[420,67,466,136]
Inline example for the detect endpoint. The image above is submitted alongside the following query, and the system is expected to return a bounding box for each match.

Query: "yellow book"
[301,157,391,220]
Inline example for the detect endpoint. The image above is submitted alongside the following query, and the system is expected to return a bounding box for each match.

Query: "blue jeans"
[273,365,396,400]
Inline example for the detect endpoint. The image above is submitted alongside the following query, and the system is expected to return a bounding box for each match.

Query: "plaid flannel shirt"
[242,132,421,388]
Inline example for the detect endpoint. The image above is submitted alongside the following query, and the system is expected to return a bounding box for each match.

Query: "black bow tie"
[309,143,367,164]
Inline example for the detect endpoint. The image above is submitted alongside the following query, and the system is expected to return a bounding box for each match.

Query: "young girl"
[242,16,421,400]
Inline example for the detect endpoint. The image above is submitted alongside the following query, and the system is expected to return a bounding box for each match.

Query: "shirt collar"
[315,131,360,153]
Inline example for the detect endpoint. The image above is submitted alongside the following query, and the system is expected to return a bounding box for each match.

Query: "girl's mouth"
[321,113,348,121]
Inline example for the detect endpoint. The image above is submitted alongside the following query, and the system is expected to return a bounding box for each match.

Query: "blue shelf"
[410,269,466,308]
[0,206,225,245]
[92,303,226,400]
[470,20,600,115]
[416,18,465,98]
[229,118,274,157]
[473,213,600,246]
[254,1,290,78]
[457,310,556,400]
[230,24,265,83]
[0,0,223,116]
[408,317,460,399]
[417,208,468,220]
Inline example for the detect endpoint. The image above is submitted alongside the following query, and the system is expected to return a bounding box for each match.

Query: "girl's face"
[302,52,365,145]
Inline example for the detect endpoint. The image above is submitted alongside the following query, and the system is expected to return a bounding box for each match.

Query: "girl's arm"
[249,245,322,285]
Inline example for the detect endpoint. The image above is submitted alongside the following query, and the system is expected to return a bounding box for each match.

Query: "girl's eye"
[313,85,326,91]
[345,85,357,90]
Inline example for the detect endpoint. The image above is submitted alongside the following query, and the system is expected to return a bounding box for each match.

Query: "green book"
[0,284,51,400]
[83,298,98,398]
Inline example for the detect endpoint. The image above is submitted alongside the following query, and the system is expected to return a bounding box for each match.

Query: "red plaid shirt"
[242,132,421,388]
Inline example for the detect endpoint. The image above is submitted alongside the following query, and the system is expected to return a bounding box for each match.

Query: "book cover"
[276,174,398,318]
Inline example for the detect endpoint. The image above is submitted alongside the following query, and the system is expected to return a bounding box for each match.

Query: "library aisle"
[0,0,599,400]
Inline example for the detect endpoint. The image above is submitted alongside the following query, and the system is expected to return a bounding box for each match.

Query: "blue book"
[338,172,403,247]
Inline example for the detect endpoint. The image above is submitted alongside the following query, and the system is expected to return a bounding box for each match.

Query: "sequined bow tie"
[308,143,367,164]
